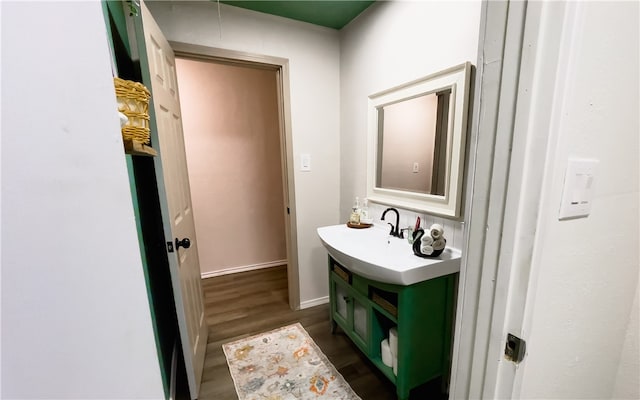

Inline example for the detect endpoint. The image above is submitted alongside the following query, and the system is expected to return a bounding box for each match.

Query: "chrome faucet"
[381,207,403,238]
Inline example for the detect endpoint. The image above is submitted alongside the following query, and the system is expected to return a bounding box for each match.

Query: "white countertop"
[317,223,461,286]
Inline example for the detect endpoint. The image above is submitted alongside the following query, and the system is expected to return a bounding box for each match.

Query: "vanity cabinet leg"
[330,319,337,334]
[397,385,410,400]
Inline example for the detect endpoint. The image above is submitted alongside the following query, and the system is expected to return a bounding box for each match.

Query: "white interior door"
[139,3,207,398]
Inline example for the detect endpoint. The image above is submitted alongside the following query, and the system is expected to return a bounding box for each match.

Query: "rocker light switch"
[301,153,311,172]
[558,158,598,220]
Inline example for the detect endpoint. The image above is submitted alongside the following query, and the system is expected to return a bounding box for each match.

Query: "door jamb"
[451,1,567,398]
[449,1,529,398]
[483,2,575,397]
[169,42,301,310]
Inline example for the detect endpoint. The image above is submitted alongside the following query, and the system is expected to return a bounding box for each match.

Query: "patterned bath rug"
[222,323,362,400]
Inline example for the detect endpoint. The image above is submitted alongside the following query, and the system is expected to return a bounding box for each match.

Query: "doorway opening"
[172,44,300,310]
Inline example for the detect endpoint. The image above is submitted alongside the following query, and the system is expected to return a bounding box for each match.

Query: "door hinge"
[505,333,526,363]
[287,207,290,215]
[166,241,174,253]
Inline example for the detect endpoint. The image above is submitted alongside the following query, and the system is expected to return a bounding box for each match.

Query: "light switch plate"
[301,153,311,172]
[558,158,599,220]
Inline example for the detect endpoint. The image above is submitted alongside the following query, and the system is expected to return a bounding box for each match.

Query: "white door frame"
[488,2,579,398]
[448,2,528,396]
[168,41,301,310]
[450,1,572,398]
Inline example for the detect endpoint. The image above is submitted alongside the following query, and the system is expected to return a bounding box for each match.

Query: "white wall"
[339,1,480,231]
[146,1,341,306]
[517,2,639,398]
[613,283,640,399]
[1,2,164,398]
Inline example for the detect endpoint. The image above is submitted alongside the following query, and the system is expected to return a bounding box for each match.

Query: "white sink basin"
[317,224,461,285]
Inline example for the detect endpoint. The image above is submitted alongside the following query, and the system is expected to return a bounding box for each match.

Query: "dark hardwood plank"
[198,265,446,400]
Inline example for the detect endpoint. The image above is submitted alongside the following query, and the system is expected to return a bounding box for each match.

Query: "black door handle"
[175,237,191,250]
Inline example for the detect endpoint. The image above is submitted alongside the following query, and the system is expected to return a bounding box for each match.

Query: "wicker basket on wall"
[114,77,151,145]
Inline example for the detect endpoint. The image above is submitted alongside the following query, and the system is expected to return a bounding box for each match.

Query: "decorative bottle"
[361,198,371,224]
[349,197,361,224]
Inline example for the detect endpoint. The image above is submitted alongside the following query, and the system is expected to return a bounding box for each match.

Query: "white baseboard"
[201,259,287,279]
[299,296,329,309]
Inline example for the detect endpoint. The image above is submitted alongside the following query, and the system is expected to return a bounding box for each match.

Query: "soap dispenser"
[349,197,361,224]
[360,198,372,224]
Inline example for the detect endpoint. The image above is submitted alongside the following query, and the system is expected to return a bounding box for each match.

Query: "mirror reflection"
[367,62,471,218]
[376,90,451,196]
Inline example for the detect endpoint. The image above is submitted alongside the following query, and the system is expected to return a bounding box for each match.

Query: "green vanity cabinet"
[328,256,456,400]
[331,272,370,353]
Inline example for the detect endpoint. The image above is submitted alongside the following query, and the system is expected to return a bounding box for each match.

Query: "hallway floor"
[198,265,446,400]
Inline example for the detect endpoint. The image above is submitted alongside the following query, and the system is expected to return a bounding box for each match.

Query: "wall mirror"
[367,62,472,218]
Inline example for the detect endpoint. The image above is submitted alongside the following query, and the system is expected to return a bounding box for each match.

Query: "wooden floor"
[198,265,446,400]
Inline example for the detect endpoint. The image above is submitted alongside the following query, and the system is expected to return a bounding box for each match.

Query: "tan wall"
[379,94,437,193]
[175,58,286,275]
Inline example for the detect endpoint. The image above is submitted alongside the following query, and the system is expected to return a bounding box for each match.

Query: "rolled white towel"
[421,234,433,246]
[432,238,446,251]
[389,327,398,356]
[430,223,444,239]
[392,355,398,376]
[421,244,434,255]
[381,339,393,367]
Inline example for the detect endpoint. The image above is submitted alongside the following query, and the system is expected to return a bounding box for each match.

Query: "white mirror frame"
[367,62,472,218]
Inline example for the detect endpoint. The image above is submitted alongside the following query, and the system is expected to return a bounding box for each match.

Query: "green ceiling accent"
[219,1,376,30]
